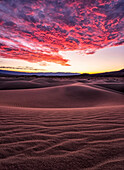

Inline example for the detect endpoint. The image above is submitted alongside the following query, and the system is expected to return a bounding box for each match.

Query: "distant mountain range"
[0,70,80,76]
[91,69,124,77]
[0,69,124,77]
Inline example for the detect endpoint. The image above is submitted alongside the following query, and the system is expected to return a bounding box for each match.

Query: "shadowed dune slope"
[95,83,124,94]
[0,80,42,90]
[0,106,124,170]
[0,78,76,90]
[0,83,124,108]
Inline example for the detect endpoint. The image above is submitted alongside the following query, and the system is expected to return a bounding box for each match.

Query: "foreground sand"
[0,78,124,170]
[0,106,124,170]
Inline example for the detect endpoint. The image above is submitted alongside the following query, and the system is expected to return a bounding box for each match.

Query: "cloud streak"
[0,0,124,66]
[0,66,46,71]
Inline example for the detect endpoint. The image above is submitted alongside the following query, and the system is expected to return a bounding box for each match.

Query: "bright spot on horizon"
[0,46,124,73]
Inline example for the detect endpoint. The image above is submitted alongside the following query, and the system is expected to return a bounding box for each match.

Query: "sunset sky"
[0,0,124,73]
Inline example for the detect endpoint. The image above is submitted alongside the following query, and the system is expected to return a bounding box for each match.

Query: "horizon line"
[0,68,124,75]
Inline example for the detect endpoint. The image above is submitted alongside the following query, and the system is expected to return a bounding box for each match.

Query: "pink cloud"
[0,0,123,65]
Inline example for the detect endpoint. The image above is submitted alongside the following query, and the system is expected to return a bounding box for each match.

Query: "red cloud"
[0,0,123,65]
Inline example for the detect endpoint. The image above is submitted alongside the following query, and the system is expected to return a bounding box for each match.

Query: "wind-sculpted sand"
[0,78,124,170]
[0,77,76,90]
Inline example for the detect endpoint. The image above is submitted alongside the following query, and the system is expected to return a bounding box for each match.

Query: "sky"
[0,0,124,73]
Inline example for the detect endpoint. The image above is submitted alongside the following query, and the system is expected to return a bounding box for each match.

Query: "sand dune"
[95,83,124,93]
[0,83,124,108]
[0,79,124,170]
[0,78,76,90]
[0,80,42,90]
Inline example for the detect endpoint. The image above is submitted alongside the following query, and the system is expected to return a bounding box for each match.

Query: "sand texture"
[0,77,124,170]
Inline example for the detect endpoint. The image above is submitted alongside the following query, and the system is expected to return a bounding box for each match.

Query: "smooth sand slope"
[0,78,76,90]
[0,82,124,108]
[0,79,124,170]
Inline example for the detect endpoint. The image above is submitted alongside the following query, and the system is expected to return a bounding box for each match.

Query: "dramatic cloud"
[0,0,124,66]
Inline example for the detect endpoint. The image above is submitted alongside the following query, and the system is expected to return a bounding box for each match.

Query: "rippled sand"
[0,78,124,170]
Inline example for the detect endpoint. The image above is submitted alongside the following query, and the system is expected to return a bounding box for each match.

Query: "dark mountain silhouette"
[91,69,124,77]
[0,70,80,77]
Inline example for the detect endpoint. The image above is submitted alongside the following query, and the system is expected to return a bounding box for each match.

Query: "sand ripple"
[0,106,124,170]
